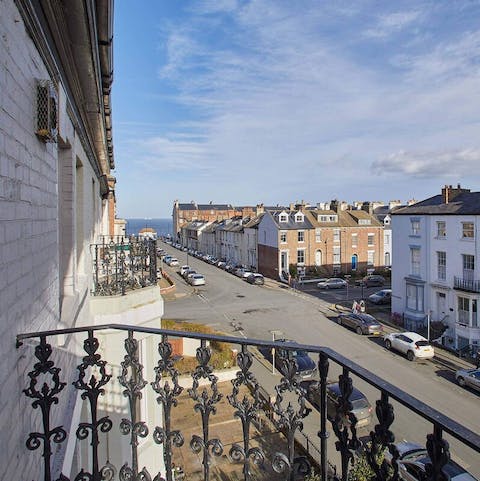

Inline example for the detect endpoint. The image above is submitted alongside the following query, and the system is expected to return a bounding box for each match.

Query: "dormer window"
[279,213,288,223]
[358,219,371,225]
[294,212,304,223]
[318,214,338,222]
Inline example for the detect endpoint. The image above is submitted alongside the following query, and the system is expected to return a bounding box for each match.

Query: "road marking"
[197,293,208,303]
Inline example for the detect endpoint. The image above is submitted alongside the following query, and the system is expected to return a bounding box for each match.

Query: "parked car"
[188,274,205,286]
[356,275,385,287]
[217,261,227,269]
[386,441,477,481]
[307,383,373,429]
[337,312,383,336]
[455,368,480,392]
[235,268,254,279]
[179,265,190,276]
[167,257,179,266]
[368,289,392,305]
[275,340,317,379]
[247,273,265,285]
[384,332,434,361]
[317,278,347,289]
[183,269,197,280]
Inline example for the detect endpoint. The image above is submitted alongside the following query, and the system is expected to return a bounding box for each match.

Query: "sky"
[112,0,480,218]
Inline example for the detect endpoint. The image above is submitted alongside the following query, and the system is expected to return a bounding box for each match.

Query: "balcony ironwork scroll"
[188,340,224,481]
[151,335,185,481]
[227,345,265,481]
[92,238,157,296]
[72,329,113,481]
[17,325,480,481]
[272,346,311,481]
[23,336,67,481]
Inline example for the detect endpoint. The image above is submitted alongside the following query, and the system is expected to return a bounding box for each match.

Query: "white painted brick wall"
[0,1,111,479]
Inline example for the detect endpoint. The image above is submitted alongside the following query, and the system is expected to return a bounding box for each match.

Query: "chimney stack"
[442,184,470,204]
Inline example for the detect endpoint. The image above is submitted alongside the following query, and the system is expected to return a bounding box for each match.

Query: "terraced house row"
[174,200,389,279]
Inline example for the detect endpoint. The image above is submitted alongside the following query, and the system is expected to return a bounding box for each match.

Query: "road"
[159,242,480,476]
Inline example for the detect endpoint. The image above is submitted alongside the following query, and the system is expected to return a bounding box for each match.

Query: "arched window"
[315,250,322,266]
[385,252,391,266]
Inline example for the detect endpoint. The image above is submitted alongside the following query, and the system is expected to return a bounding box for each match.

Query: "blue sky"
[112,0,480,218]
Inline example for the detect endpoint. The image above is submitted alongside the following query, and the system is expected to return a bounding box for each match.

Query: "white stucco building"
[391,185,480,354]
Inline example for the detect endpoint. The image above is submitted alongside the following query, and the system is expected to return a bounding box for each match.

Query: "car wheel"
[385,339,392,350]
[356,326,363,335]
[407,350,415,361]
[457,377,466,387]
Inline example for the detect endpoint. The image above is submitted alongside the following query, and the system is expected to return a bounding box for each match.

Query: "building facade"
[391,185,480,353]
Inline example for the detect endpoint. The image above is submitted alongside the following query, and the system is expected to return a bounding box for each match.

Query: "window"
[333,246,340,265]
[333,229,340,242]
[280,231,287,243]
[315,228,321,242]
[297,249,305,264]
[436,221,446,238]
[473,299,478,328]
[462,222,474,238]
[367,250,374,266]
[279,213,288,223]
[458,297,470,324]
[410,219,420,235]
[385,252,390,266]
[410,247,421,276]
[297,230,305,242]
[406,283,424,312]
[437,251,446,280]
[367,234,375,246]
[463,254,475,280]
[358,219,371,225]
[318,215,337,222]
[385,233,390,245]
[351,233,358,248]
[295,213,304,223]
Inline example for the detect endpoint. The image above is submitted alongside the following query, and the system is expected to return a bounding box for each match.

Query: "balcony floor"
[172,382,289,481]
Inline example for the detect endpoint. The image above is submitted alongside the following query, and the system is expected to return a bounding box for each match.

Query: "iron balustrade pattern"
[91,239,157,296]
[16,325,480,481]
[454,276,480,293]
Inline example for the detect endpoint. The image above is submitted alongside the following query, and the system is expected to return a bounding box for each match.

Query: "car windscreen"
[415,341,431,347]
[351,398,370,410]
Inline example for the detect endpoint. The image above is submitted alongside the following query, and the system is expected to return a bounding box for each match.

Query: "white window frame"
[436,221,446,238]
[410,247,421,276]
[351,233,358,248]
[437,251,446,281]
[333,228,340,243]
[333,246,340,265]
[297,230,305,243]
[367,233,375,246]
[315,228,321,242]
[280,231,287,243]
[462,222,474,239]
[297,248,305,265]
[410,218,420,236]
[279,213,288,223]
[367,250,375,266]
[406,283,424,312]
[295,213,304,223]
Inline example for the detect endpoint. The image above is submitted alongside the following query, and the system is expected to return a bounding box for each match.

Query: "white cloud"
[364,10,422,38]
[371,149,480,177]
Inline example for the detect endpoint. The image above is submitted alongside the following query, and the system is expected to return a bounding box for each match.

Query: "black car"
[356,274,385,287]
[275,340,316,379]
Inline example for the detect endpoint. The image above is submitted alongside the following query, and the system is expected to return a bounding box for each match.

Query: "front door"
[280,251,288,274]
[436,292,446,320]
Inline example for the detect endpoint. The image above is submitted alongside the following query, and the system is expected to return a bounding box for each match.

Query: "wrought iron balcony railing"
[91,238,157,296]
[454,276,480,293]
[16,325,480,481]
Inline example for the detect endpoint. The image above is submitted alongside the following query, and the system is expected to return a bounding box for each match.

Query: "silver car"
[455,368,480,391]
[317,278,347,289]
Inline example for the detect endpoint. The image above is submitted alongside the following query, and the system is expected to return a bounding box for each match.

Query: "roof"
[197,204,233,211]
[392,192,480,215]
[244,213,264,228]
[304,209,382,228]
[268,210,313,230]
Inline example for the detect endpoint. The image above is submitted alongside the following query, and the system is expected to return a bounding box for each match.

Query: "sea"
[126,218,173,237]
